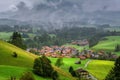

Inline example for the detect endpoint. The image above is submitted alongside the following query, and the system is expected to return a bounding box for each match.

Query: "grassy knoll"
[86,60,114,80]
[64,44,89,52]
[92,36,120,52]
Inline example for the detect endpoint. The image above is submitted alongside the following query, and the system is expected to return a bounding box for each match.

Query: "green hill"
[92,36,120,52]
[0,40,76,80]
[0,40,37,68]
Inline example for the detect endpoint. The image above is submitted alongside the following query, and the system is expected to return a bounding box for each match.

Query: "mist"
[0,0,120,27]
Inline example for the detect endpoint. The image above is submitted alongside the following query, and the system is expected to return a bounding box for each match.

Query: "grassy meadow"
[86,60,114,80]
[49,58,89,72]
[92,36,120,52]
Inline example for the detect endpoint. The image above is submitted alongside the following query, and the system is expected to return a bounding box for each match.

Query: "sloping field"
[92,36,120,52]
[0,40,37,67]
[0,40,75,80]
[86,60,114,80]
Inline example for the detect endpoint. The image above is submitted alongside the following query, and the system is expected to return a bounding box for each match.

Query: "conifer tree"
[105,56,120,80]
[10,32,26,49]
[115,44,120,52]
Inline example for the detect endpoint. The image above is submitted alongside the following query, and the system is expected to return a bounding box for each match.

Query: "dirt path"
[84,60,92,68]
[84,60,98,80]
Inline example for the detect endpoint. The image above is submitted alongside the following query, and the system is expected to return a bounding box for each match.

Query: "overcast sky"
[1,0,120,12]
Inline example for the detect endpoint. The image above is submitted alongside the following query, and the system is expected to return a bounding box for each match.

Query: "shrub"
[55,58,64,67]
[69,66,74,73]
[12,52,18,58]
[20,72,35,80]
[33,55,53,77]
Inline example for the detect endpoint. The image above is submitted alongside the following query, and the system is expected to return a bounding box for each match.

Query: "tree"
[115,44,120,52]
[69,66,74,73]
[105,56,120,80]
[55,58,64,67]
[20,72,35,80]
[69,66,77,77]
[33,56,54,77]
[10,32,26,50]
[52,71,59,80]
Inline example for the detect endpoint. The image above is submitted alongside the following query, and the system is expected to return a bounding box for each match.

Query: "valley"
[0,1,120,79]
[0,28,119,80]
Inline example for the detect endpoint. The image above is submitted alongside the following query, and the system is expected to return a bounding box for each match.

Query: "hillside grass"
[92,36,120,52]
[86,60,114,80]
[0,40,76,80]
[0,65,75,80]
[0,40,37,68]
[0,65,52,80]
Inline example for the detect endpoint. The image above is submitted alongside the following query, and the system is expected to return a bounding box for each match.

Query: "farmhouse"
[75,68,90,79]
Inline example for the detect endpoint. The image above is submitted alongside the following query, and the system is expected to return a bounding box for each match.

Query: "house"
[71,39,89,46]
[79,55,87,60]
[75,68,90,79]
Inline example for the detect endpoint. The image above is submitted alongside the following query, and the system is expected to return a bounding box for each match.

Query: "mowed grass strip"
[86,60,114,80]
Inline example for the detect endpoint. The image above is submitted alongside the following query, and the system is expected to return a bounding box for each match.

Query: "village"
[27,39,118,60]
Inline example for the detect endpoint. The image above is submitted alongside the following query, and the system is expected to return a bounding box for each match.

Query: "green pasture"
[92,36,120,52]
[86,60,114,80]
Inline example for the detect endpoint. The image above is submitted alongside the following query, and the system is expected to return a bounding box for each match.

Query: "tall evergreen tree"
[115,44,120,52]
[10,32,26,49]
[105,56,120,80]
